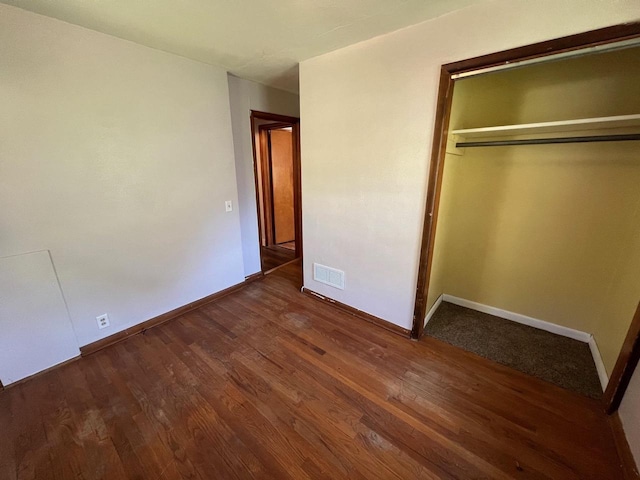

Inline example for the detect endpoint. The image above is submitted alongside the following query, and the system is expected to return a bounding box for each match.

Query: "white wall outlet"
[96,313,110,329]
[225,200,233,212]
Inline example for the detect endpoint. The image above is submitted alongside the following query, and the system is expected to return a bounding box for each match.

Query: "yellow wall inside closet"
[428,47,640,375]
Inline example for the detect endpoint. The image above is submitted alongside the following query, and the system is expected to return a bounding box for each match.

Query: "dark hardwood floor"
[260,244,296,272]
[0,263,625,479]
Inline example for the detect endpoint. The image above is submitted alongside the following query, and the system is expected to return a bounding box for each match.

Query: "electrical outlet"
[96,313,110,329]
[225,200,233,212]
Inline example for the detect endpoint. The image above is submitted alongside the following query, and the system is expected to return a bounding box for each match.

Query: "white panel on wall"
[0,251,80,385]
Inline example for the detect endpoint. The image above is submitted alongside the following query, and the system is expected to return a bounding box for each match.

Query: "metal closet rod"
[456,133,640,148]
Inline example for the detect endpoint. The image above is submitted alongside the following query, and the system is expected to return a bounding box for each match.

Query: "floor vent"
[313,263,345,290]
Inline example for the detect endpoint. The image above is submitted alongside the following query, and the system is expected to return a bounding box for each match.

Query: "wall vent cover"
[313,263,345,290]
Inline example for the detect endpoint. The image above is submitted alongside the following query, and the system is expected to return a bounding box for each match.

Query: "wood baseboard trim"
[245,271,265,282]
[610,411,640,480]
[80,273,264,357]
[300,287,411,338]
[2,356,81,389]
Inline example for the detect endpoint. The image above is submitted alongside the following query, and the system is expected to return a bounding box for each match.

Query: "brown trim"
[245,271,265,282]
[250,110,263,249]
[292,122,303,260]
[258,125,276,246]
[444,22,640,75]
[258,121,292,130]
[609,411,640,480]
[251,110,300,124]
[411,68,454,339]
[302,287,411,338]
[80,273,264,357]
[412,23,640,411]
[605,301,640,413]
[1,356,81,390]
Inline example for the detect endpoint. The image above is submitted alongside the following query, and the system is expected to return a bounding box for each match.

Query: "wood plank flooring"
[260,245,296,272]
[0,263,625,479]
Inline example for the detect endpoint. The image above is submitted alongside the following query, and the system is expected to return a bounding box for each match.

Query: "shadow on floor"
[261,244,296,272]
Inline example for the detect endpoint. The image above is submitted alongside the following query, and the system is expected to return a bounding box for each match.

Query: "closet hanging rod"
[456,133,640,148]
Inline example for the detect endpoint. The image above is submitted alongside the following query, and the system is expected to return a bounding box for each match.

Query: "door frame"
[250,110,303,269]
[258,124,275,247]
[410,23,640,414]
[258,123,297,247]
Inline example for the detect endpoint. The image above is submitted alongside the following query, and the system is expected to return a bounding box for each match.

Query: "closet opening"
[412,23,640,412]
[250,111,302,279]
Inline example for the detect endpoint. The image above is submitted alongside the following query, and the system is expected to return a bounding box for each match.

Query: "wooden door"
[269,129,295,244]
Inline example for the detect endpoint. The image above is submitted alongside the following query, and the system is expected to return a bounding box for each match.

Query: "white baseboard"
[441,294,609,391]
[442,294,592,342]
[424,294,443,327]
[588,336,610,391]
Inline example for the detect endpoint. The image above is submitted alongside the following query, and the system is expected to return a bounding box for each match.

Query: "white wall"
[227,75,299,276]
[0,4,245,349]
[621,366,640,468]
[0,251,80,384]
[299,0,640,329]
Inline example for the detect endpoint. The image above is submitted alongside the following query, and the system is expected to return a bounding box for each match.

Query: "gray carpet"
[425,302,602,399]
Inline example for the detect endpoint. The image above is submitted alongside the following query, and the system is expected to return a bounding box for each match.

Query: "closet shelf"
[451,114,640,139]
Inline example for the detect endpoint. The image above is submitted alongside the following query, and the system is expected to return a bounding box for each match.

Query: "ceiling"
[1,0,485,93]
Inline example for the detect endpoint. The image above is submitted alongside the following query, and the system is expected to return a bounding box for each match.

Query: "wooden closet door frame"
[250,111,303,263]
[410,23,640,415]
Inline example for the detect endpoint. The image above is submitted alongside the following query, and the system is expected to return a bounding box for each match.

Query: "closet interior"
[424,45,640,398]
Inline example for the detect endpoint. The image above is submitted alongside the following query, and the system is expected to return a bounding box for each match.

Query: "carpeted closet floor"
[425,302,602,398]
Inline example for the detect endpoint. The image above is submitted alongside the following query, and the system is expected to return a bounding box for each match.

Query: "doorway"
[250,111,302,277]
[411,24,640,412]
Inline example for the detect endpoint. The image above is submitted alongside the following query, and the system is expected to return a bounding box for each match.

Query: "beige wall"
[227,75,299,275]
[0,4,245,348]
[428,48,640,375]
[300,0,640,329]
